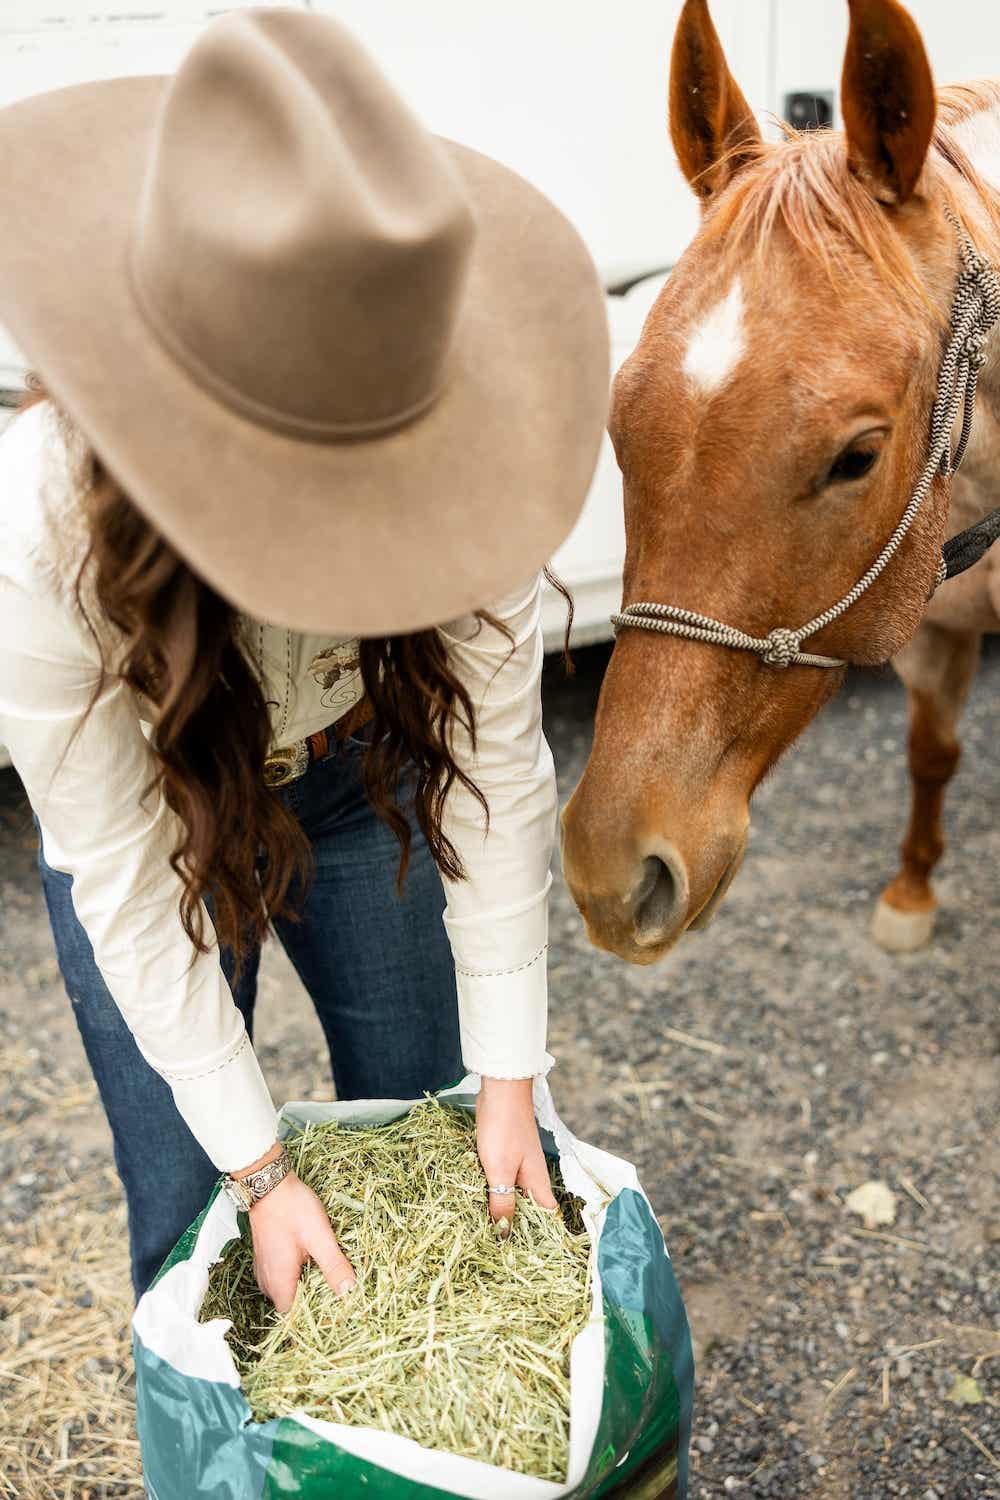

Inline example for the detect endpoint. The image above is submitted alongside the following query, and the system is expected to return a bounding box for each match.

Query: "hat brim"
[0,76,609,635]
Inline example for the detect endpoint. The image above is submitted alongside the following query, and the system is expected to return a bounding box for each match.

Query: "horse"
[561,0,1000,965]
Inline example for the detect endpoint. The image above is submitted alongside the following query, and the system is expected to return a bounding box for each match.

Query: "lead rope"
[612,211,1000,669]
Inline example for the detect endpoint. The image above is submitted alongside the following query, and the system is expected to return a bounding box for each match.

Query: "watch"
[223,1148,292,1211]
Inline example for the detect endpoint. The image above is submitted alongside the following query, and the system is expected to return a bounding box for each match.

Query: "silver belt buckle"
[262,737,309,788]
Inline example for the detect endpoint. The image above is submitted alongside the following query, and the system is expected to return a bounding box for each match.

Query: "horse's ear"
[669,0,761,201]
[841,0,935,204]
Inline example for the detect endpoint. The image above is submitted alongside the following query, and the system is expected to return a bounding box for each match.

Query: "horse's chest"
[929,478,1000,634]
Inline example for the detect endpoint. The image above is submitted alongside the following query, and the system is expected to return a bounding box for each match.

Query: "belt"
[262,695,374,789]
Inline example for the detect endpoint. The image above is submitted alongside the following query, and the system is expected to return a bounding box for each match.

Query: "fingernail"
[337,1277,357,1298]
[497,1220,511,1241]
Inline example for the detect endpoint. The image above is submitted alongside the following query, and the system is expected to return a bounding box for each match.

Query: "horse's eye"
[828,444,880,484]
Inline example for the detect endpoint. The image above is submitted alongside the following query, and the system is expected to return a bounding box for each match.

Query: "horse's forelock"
[698,107,1000,323]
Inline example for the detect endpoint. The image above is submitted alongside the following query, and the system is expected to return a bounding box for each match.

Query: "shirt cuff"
[143,1030,279,1173]
[456,956,550,1077]
[445,878,551,1079]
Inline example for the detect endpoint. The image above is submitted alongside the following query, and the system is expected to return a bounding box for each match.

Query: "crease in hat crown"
[130,8,477,442]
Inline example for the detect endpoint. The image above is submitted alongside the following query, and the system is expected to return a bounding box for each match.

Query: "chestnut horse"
[562,0,1000,963]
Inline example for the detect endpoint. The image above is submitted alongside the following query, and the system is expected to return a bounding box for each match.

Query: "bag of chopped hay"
[133,1075,693,1500]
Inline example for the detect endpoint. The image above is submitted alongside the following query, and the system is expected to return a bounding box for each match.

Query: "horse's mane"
[704,82,1000,317]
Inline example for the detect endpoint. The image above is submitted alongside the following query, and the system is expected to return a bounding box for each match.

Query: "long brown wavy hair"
[27,385,568,969]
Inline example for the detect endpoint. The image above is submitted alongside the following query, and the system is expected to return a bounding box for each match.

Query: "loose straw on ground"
[201,1099,592,1482]
[0,1171,139,1500]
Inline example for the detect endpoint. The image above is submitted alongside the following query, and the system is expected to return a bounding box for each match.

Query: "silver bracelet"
[222,1148,292,1212]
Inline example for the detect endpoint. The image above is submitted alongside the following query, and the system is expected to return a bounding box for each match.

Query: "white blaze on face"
[682,278,746,393]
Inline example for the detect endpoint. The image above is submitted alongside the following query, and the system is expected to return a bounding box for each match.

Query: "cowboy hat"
[0,8,609,635]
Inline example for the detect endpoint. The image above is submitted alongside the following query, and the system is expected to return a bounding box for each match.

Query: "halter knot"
[964,330,988,369]
[761,628,799,668]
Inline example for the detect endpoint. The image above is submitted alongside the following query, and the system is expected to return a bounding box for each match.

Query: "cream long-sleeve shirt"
[0,403,557,1170]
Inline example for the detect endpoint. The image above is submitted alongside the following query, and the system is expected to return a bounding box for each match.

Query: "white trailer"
[0,1,771,664]
[1,0,999,680]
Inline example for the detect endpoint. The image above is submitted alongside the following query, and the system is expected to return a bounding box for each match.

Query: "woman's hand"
[247,1171,356,1313]
[476,1076,558,1235]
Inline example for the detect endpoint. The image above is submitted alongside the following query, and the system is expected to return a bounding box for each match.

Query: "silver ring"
[488,1183,516,1196]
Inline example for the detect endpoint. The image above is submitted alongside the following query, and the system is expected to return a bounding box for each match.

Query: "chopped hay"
[201,1099,592,1482]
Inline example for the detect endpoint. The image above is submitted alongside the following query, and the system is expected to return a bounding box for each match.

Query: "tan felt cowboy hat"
[0,8,609,635]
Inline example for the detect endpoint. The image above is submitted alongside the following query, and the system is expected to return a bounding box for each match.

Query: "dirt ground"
[1,642,998,1499]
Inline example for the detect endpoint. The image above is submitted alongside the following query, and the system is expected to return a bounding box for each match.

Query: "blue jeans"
[39,730,462,1297]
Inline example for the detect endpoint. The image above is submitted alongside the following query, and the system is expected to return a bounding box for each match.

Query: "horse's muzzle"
[561,795,750,963]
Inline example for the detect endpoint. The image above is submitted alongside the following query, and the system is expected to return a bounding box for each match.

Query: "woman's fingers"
[248,1172,355,1312]
[479,1136,519,1235]
[484,1149,559,1237]
[308,1219,357,1299]
[476,1076,557,1237]
[486,1175,518,1237]
[256,1242,306,1314]
[517,1141,559,1211]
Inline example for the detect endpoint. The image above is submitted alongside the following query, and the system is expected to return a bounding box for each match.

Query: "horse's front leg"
[871,622,981,952]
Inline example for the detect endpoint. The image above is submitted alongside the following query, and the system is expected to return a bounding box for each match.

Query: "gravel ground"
[1,641,998,1499]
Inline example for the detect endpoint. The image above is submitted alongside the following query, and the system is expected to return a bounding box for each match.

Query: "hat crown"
[132,9,476,439]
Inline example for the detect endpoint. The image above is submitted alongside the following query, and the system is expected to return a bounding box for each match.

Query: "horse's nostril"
[634,855,680,943]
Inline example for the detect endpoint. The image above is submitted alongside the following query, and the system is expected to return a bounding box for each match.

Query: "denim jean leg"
[274,739,463,1099]
[38,837,261,1299]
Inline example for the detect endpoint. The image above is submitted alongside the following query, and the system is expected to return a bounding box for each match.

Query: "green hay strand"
[200,1099,592,1482]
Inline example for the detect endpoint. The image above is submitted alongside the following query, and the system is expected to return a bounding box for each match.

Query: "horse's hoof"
[870,896,936,953]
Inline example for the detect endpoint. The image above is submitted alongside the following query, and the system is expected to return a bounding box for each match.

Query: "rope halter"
[611,211,1000,670]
